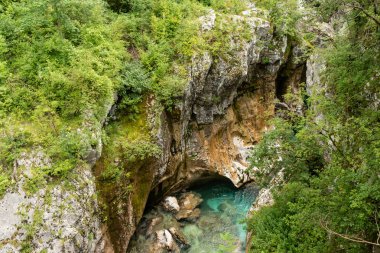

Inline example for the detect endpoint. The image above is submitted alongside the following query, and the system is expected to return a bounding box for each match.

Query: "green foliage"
[122,0,207,107]
[0,0,125,118]
[248,183,328,252]
[99,105,161,183]
[209,0,251,14]
[0,170,10,197]
[247,1,380,252]
[217,232,239,253]
[255,0,303,38]
[106,0,153,13]
[24,168,47,195]
[117,61,152,115]
[19,208,44,252]
[120,0,255,108]
[106,0,133,13]
[249,118,324,187]
[249,117,379,252]
[308,0,380,27]
[0,0,126,192]
[119,139,161,162]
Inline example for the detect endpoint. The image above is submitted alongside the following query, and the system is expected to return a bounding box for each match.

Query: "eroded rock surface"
[178,192,203,211]
[114,6,308,251]
[0,152,104,253]
[1,4,309,253]
[147,7,295,206]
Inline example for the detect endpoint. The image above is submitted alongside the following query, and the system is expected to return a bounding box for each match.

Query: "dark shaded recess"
[187,174,235,191]
[307,154,325,177]
[145,171,235,212]
[275,70,288,101]
[237,60,278,97]
[238,80,257,95]
[94,154,157,253]
[275,60,307,102]
[196,0,212,6]
[106,0,132,13]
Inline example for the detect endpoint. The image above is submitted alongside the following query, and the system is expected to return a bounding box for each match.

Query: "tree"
[247,1,380,252]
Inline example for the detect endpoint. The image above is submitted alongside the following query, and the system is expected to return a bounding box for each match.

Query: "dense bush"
[119,0,255,107]
[247,0,380,252]
[0,0,259,196]
[0,0,126,194]
[255,0,302,38]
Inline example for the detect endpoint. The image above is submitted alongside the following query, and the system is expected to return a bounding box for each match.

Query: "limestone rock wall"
[150,11,292,196]
[0,94,113,253]
[0,7,308,253]
[113,10,299,251]
[0,152,105,253]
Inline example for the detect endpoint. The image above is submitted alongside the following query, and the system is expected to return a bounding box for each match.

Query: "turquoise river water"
[128,181,258,253]
[184,182,257,252]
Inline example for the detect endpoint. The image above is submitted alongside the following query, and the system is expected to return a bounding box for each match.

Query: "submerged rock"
[150,229,180,253]
[178,192,203,211]
[169,227,191,250]
[146,216,164,237]
[217,202,231,212]
[174,192,203,221]
[175,208,201,222]
[162,196,180,213]
[182,224,203,241]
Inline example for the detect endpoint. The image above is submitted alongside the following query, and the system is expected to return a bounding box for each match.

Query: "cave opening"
[129,174,258,253]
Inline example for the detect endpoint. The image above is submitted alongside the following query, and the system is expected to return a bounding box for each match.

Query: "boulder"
[162,196,180,213]
[178,192,202,211]
[175,208,201,222]
[169,227,190,250]
[146,216,164,237]
[149,229,180,253]
[174,192,203,221]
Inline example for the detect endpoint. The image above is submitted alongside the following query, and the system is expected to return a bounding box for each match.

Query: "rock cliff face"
[122,10,307,253]
[98,10,305,252]
[243,16,339,252]
[151,12,289,192]
[0,146,105,253]
[0,7,307,253]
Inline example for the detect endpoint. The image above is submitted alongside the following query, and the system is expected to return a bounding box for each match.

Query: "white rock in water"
[163,196,180,213]
[154,229,180,252]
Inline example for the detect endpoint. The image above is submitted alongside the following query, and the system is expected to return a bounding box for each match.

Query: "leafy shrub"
[255,0,303,38]
[118,62,152,114]
[210,0,250,14]
[0,171,10,197]
[247,1,380,251]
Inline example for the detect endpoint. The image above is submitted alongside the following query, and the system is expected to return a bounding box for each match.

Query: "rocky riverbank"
[128,181,258,253]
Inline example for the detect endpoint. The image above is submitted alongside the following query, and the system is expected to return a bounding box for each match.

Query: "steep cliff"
[0,125,107,252]
[0,4,307,253]
[98,7,309,252]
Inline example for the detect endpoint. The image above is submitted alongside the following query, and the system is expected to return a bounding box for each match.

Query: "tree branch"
[348,2,380,26]
[375,209,380,245]
[320,221,380,247]
[317,129,355,169]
